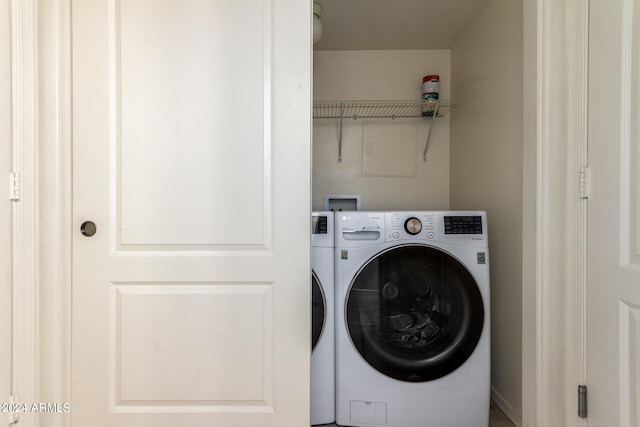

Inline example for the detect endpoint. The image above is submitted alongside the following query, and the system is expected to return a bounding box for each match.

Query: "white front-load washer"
[311,211,335,425]
[334,211,490,427]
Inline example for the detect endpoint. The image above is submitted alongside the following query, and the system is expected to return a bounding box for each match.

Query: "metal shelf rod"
[338,102,344,162]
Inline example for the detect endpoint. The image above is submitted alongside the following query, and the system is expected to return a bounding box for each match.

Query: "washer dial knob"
[404,217,422,235]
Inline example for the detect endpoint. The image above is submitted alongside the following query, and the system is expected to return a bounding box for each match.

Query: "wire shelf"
[313,99,460,119]
[313,99,461,162]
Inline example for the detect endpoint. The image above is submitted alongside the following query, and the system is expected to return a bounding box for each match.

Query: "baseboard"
[491,386,523,427]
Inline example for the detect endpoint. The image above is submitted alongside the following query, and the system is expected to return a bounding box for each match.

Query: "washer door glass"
[346,244,484,382]
[312,272,326,351]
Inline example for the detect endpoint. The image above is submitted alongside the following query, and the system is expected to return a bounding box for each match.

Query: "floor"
[316,400,516,427]
[488,400,517,427]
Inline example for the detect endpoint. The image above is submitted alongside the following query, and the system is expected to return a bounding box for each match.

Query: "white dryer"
[311,211,335,425]
[334,211,490,427]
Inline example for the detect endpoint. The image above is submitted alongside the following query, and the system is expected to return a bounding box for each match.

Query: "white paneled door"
[71,1,311,426]
[588,0,640,425]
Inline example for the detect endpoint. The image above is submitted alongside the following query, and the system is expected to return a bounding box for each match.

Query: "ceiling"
[313,0,490,51]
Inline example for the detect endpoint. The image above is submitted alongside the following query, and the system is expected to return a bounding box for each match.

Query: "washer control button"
[404,217,422,235]
[427,231,435,239]
[392,231,400,239]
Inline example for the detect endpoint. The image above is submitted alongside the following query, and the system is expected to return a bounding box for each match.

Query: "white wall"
[313,50,450,211]
[450,0,523,424]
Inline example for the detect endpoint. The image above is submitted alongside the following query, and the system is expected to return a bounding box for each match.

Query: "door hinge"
[6,395,21,425]
[578,385,588,418]
[9,171,20,201]
[579,167,590,199]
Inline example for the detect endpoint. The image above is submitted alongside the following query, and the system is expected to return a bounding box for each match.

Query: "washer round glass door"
[345,244,484,382]
[311,272,326,351]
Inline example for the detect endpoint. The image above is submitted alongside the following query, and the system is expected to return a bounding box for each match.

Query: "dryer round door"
[345,244,484,382]
[311,271,326,351]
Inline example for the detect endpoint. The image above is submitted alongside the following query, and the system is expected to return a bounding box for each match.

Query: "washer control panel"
[388,212,435,240]
[385,211,486,244]
[312,215,328,234]
[312,211,334,248]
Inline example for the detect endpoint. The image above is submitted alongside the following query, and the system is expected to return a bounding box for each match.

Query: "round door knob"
[80,221,97,237]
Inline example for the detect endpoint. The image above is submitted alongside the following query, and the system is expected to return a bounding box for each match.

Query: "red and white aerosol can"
[422,75,440,100]
[422,75,439,116]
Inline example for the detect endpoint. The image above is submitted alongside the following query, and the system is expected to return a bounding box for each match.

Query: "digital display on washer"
[444,216,483,235]
[312,216,328,234]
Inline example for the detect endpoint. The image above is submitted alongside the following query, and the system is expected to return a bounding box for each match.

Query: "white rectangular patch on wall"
[362,122,417,177]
